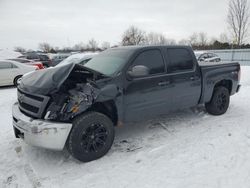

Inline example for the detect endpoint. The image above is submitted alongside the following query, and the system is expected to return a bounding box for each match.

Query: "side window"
[12,63,18,68]
[27,54,39,60]
[204,53,209,59]
[167,49,194,73]
[132,49,165,75]
[200,54,205,59]
[39,55,49,61]
[209,53,216,58]
[0,62,12,69]
[26,55,33,60]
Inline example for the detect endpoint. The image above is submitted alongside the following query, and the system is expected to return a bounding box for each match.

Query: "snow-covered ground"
[0,67,250,188]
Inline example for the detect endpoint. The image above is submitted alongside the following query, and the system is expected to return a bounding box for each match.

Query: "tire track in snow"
[15,145,42,188]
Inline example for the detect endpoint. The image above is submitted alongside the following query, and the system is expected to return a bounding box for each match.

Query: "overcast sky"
[0,0,229,50]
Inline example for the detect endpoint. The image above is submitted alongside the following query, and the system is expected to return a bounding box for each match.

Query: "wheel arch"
[13,75,23,86]
[86,100,118,126]
[202,79,233,104]
[214,79,233,94]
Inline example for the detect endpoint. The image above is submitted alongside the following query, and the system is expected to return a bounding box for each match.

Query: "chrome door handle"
[190,76,199,81]
[158,81,170,86]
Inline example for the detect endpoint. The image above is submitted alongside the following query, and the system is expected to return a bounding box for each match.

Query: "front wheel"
[205,86,230,115]
[67,111,115,162]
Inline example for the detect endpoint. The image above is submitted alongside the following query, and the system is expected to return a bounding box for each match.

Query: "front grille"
[18,100,39,113]
[17,89,50,119]
[18,89,44,101]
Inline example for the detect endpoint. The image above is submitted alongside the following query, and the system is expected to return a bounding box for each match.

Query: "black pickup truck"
[12,46,241,162]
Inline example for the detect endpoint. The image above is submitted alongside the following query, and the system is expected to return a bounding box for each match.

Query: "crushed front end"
[12,63,107,150]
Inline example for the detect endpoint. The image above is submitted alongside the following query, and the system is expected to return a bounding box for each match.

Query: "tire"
[67,111,115,162]
[205,86,230,115]
[13,75,22,86]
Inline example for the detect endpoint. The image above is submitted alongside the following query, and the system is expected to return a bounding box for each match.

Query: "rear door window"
[209,53,216,58]
[166,48,194,73]
[0,62,13,69]
[132,49,165,75]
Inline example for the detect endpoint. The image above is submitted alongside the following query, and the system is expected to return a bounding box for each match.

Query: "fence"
[199,49,250,66]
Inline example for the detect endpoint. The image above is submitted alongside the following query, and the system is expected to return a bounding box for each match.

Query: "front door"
[123,49,172,122]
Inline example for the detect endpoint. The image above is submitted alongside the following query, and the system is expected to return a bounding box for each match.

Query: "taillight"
[238,66,241,81]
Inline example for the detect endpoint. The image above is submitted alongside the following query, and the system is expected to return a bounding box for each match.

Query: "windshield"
[84,49,132,76]
[57,53,97,67]
[57,55,82,66]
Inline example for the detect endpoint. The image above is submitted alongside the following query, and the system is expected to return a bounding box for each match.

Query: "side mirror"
[127,65,149,79]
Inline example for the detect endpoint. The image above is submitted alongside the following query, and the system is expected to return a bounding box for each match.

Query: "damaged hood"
[19,63,93,95]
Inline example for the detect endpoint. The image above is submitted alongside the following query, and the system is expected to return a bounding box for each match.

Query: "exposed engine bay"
[44,65,107,121]
[45,83,99,121]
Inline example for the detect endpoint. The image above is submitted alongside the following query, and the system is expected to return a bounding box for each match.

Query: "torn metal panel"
[45,83,100,121]
[19,63,106,95]
[19,63,75,95]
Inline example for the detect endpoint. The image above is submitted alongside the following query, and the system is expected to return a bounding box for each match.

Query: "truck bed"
[199,61,240,104]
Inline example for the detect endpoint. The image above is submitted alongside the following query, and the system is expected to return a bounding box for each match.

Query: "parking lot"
[0,66,249,188]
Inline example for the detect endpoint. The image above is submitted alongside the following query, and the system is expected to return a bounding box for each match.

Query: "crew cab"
[12,46,241,162]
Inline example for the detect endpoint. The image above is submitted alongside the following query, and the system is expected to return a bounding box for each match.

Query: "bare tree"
[198,32,208,46]
[209,37,218,45]
[38,42,52,53]
[145,32,166,45]
[54,46,60,51]
[227,0,250,46]
[73,42,87,51]
[178,39,191,45]
[145,32,174,45]
[101,41,111,50]
[189,33,199,46]
[122,26,146,46]
[14,46,26,53]
[87,39,98,51]
[219,33,230,43]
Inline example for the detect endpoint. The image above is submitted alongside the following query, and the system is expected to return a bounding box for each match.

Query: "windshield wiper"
[82,65,110,78]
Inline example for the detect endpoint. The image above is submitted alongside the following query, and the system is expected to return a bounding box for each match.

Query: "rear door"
[123,48,172,122]
[164,47,202,110]
[0,61,17,85]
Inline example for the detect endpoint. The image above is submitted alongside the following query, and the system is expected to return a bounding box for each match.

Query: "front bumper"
[12,102,72,150]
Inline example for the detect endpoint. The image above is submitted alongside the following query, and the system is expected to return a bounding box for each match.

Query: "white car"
[194,51,221,62]
[0,60,37,86]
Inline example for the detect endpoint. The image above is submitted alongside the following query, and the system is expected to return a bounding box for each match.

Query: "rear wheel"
[13,75,22,86]
[67,111,115,162]
[205,86,230,115]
